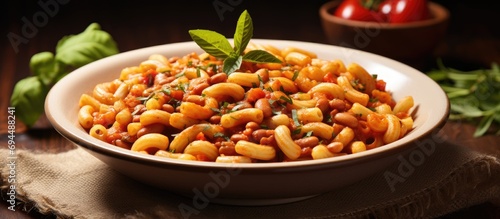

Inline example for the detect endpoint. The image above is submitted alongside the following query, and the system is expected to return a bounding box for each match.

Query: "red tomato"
[195,132,207,141]
[245,87,266,103]
[322,72,337,83]
[389,0,430,23]
[378,0,393,20]
[334,0,385,22]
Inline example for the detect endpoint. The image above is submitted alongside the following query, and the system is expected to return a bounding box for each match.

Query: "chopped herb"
[231,103,244,111]
[175,72,185,78]
[177,83,188,93]
[272,110,282,115]
[136,92,155,103]
[257,74,264,88]
[331,131,338,139]
[304,130,313,138]
[291,70,299,81]
[131,106,142,116]
[280,95,293,104]
[214,132,230,141]
[279,85,286,93]
[292,128,302,135]
[202,125,211,131]
[291,109,301,127]
[210,107,221,114]
[196,67,201,77]
[161,88,171,96]
[266,86,274,92]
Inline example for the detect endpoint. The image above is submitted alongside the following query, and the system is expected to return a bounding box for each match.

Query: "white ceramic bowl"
[45,39,449,206]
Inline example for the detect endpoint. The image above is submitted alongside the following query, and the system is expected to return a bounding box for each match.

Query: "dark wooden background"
[1,0,499,218]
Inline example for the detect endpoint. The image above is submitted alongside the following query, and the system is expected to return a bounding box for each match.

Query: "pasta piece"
[297,107,323,124]
[235,140,276,161]
[311,145,335,160]
[300,122,334,140]
[139,109,171,126]
[78,105,95,129]
[274,125,301,160]
[220,108,264,129]
[393,96,414,115]
[155,150,197,161]
[333,126,355,146]
[307,83,345,100]
[169,113,200,130]
[228,72,260,87]
[202,82,245,101]
[215,156,253,163]
[184,140,219,161]
[383,114,401,144]
[89,124,107,141]
[169,124,224,153]
[131,133,169,152]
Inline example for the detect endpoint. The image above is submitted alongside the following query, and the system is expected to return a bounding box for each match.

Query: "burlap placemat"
[1,139,499,219]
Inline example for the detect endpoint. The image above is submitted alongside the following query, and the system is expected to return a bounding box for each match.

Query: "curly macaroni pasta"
[78,43,415,163]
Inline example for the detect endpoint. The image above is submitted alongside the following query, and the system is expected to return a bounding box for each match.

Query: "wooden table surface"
[1,0,499,218]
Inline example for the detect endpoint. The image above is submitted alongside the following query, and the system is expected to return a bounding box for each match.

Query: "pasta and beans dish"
[78,43,414,163]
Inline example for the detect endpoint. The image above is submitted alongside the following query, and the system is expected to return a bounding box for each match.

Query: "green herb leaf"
[55,23,119,68]
[189,10,283,76]
[9,76,49,127]
[223,55,242,75]
[428,60,500,137]
[189,29,233,59]
[29,52,63,86]
[242,50,282,64]
[474,114,494,137]
[291,70,299,81]
[233,10,253,56]
[10,23,118,127]
[291,109,300,127]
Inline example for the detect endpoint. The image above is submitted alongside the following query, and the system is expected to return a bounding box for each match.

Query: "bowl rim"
[319,0,450,29]
[45,39,450,172]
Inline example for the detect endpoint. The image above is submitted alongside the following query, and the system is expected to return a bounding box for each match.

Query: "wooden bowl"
[319,0,449,69]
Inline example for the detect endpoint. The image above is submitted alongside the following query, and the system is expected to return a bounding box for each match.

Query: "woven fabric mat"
[1,139,500,219]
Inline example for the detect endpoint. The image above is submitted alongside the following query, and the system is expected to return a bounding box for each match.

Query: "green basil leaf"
[29,52,58,86]
[223,55,242,75]
[474,114,494,137]
[426,70,448,81]
[55,23,119,68]
[243,50,282,64]
[449,97,484,118]
[189,29,233,59]
[233,10,253,56]
[9,76,49,127]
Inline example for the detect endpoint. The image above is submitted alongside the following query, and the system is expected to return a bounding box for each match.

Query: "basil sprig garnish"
[189,10,282,75]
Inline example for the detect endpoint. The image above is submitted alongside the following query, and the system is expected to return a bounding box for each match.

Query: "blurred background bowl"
[319,0,449,70]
